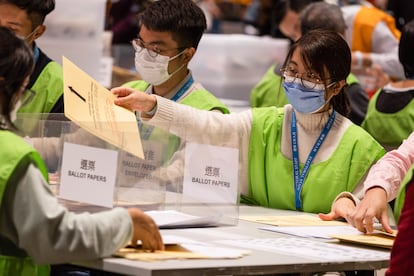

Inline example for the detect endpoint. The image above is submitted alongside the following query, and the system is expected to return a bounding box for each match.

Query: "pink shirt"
[363,131,414,201]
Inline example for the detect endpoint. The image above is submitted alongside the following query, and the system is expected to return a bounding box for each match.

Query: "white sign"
[59,142,118,207]
[117,140,163,185]
[183,143,239,204]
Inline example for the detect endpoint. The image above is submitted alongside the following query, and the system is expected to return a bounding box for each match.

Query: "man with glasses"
[0,0,63,134]
[123,0,229,115]
[119,0,229,192]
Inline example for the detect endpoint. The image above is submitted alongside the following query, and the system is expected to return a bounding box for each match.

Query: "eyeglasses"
[131,38,186,58]
[280,67,325,89]
[21,88,36,107]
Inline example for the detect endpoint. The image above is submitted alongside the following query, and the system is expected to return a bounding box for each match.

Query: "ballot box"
[15,114,240,226]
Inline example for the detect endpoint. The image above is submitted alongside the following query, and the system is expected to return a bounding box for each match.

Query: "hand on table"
[128,208,164,251]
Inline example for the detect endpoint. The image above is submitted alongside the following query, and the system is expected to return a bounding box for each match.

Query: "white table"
[72,205,390,276]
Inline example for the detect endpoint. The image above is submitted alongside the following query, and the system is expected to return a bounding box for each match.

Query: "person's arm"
[0,163,161,264]
[369,21,404,79]
[348,132,414,233]
[318,180,363,222]
[112,87,253,195]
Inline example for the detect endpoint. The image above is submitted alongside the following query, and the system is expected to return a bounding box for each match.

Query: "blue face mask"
[282,79,327,114]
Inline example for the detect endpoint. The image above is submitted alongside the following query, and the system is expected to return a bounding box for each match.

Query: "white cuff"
[354,51,363,69]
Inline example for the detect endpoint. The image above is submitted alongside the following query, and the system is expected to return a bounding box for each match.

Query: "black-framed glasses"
[21,88,36,107]
[131,38,187,58]
[280,67,325,89]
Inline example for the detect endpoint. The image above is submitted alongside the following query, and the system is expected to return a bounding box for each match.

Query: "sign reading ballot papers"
[60,142,118,208]
[183,143,239,203]
[62,56,144,159]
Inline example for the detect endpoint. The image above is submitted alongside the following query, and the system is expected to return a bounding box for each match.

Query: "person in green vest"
[120,0,229,191]
[123,0,229,114]
[0,26,163,276]
[250,1,369,126]
[0,0,64,134]
[113,29,385,217]
[361,19,414,150]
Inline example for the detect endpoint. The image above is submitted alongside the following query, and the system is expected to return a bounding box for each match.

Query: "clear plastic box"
[190,34,290,102]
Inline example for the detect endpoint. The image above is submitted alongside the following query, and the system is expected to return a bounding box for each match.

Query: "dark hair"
[399,19,414,79]
[1,0,55,28]
[282,29,351,117]
[0,26,34,130]
[300,2,346,35]
[273,0,320,26]
[137,0,206,49]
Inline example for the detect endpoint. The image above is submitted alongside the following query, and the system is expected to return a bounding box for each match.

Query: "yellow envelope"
[62,56,144,159]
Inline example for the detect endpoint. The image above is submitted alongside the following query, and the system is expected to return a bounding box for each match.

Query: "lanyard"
[140,76,194,140]
[33,45,40,63]
[290,110,336,210]
[171,76,194,102]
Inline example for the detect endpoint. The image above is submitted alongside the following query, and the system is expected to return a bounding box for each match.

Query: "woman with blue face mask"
[112,29,386,221]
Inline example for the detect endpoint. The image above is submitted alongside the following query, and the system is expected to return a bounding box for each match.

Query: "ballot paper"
[62,56,144,159]
[259,225,363,240]
[240,214,348,226]
[242,214,396,249]
[330,230,397,249]
[259,224,397,249]
[217,237,390,261]
[145,210,222,228]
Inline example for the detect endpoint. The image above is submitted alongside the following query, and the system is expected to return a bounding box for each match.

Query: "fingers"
[140,228,164,252]
[318,212,335,221]
[114,95,133,110]
[347,208,369,233]
[143,218,164,251]
[128,208,164,251]
[111,87,133,97]
[379,212,394,234]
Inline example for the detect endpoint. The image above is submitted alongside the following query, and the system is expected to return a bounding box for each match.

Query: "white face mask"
[10,100,22,122]
[134,49,185,86]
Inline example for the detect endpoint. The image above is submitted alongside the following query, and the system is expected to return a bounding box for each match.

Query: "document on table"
[259,225,363,240]
[217,237,390,262]
[145,210,223,228]
[115,234,250,261]
[240,214,348,226]
[259,224,396,249]
[242,214,396,248]
[62,56,144,159]
[330,230,397,249]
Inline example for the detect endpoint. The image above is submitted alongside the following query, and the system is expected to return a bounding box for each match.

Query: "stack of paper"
[115,235,250,261]
[145,210,222,228]
[241,214,397,249]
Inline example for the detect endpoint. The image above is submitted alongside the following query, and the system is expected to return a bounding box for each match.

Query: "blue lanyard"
[291,110,336,210]
[171,76,194,102]
[33,45,40,63]
[140,76,194,140]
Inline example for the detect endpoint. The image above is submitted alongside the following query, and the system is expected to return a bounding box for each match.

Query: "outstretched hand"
[346,187,393,234]
[318,197,356,222]
[127,208,164,251]
[112,87,157,114]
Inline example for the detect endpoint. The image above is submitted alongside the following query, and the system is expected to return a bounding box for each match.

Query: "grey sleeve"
[0,163,132,264]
